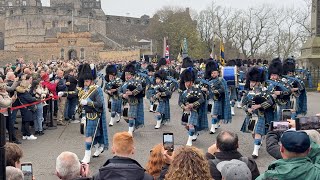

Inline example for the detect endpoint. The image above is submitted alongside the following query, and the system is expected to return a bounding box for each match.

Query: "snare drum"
[221,66,238,86]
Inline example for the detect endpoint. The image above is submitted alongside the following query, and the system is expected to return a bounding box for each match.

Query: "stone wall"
[106,15,150,47]
[99,50,140,61]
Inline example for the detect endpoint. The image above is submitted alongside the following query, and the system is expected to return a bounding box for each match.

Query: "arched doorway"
[68,49,77,60]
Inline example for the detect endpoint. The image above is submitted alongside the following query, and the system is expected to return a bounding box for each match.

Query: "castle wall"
[4,6,106,50]
[99,49,140,61]
[105,15,150,47]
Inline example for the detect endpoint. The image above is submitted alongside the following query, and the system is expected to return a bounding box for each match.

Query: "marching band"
[69,56,308,161]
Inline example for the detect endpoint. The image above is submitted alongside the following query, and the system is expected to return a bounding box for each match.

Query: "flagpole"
[72,10,74,32]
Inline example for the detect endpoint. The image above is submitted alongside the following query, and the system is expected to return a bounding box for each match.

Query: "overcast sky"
[41,0,306,17]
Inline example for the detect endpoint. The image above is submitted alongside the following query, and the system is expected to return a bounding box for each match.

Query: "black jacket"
[206,151,260,180]
[93,156,153,180]
[158,164,169,180]
[66,75,78,99]
[56,77,67,92]
[266,131,283,160]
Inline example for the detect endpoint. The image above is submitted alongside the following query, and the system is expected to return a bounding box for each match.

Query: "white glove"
[80,99,88,105]
[58,92,64,97]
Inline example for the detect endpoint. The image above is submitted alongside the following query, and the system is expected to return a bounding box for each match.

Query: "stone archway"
[68,49,77,60]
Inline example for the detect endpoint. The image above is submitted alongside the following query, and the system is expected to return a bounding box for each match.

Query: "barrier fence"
[0,96,58,180]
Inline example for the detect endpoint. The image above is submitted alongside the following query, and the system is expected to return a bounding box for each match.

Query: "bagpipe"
[181,86,202,123]
[104,78,122,97]
[209,78,222,101]
[266,79,291,106]
[151,84,169,102]
[244,87,269,132]
[135,73,147,98]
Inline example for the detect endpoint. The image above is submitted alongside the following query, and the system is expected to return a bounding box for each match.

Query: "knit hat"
[217,159,252,180]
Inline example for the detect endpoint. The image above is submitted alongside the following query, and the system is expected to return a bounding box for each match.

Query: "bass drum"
[221,66,238,86]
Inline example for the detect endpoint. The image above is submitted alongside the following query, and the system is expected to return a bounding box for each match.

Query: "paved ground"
[17,91,320,179]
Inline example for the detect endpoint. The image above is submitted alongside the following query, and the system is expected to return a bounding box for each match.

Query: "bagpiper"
[266,59,291,121]
[119,62,144,135]
[179,68,204,146]
[282,58,307,118]
[60,63,109,164]
[240,67,274,158]
[151,69,172,129]
[207,60,232,134]
[104,65,123,126]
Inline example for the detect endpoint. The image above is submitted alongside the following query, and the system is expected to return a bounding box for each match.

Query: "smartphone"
[163,133,174,154]
[296,116,320,130]
[282,109,292,121]
[270,121,290,132]
[21,163,33,180]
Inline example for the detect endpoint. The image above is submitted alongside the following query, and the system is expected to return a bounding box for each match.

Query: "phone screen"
[21,164,33,180]
[163,133,174,152]
[282,110,292,121]
[297,116,320,130]
[271,121,289,131]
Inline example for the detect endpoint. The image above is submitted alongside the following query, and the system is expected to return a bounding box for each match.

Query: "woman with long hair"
[145,144,166,179]
[165,146,212,180]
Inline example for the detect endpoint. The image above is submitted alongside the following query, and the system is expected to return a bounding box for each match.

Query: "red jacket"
[41,81,58,99]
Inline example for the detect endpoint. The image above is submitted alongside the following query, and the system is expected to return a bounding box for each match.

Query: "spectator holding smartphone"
[56,151,90,180]
[258,131,320,179]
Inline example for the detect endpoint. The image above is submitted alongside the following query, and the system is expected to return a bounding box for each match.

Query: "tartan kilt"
[85,119,101,137]
[146,89,154,100]
[212,100,222,116]
[240,115,266,135]
[157,99,170,121]
[135,98,145,128]
[254,116,266,135]
[188,111,199,127]
[229,86,237,100]
[128,104,138,119]
[111,98,122,114]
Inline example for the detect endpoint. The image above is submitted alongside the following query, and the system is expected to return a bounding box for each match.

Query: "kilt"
[188,111,199,126]
[146,89,154,100]
[198,100,209,131]
[135,98,145,128]
[240,115,266,135]
[85,118,101,137]
[254,116,266,135]
[128,104,138,119]
[111,98,122,114]
[229,86,237,101]
[157,99,170,121]
[212,100,222,116]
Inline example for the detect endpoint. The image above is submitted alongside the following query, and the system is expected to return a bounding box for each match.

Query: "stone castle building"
[0,0,151,63]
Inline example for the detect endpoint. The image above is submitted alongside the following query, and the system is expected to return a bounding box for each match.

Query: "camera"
[270,121,290,132]
[163,133,174,155]
[296,116,320,130]
[21,162,33,180]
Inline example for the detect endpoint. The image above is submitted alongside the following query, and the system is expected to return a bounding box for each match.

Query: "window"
[22,1,26,6]
[8,2,13,6]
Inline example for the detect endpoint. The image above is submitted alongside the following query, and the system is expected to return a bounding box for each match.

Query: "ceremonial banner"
[220,41,225,66]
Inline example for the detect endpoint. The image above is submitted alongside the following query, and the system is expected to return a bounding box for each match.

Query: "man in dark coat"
[206,131,260,180]
[94,132,152,180]
[64,69,78,122]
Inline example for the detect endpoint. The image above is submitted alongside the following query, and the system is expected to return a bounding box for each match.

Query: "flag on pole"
[165,45,170,63]
[177,41,183,63]
[163,37,167,57]
[220,40,225,66]
[182,38,188,58]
